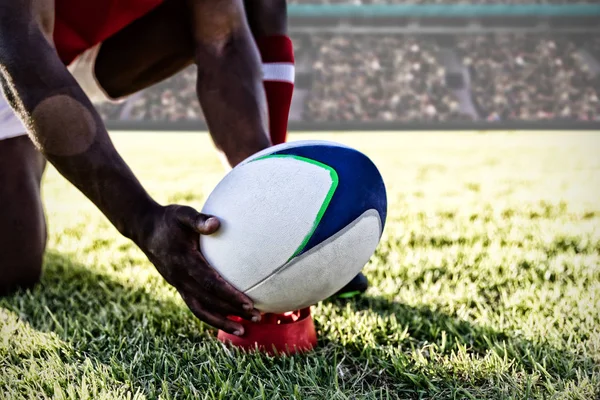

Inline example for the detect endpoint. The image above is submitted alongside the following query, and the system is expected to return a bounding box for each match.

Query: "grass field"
[1,131,599,399]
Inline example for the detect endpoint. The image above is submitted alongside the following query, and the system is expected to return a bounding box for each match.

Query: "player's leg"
[93,0,195,100]
[94,0,293,147]
[0,105,47,295]
[245,0,295,146]
[94,0,294,140]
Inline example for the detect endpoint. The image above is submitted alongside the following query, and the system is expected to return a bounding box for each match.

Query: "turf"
[1,131,599,399]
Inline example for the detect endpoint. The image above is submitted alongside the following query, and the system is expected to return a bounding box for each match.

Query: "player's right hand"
[138,205,260,335]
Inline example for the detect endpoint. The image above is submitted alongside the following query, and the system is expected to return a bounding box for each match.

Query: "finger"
[174,206,220,235]
[181,292,246,335]
[179,277,261,322]
[201,290,261,322]
[188,266,255,312]
[213,297,261,322]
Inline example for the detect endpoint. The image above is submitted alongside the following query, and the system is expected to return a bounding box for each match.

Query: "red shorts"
[54,0,163,65]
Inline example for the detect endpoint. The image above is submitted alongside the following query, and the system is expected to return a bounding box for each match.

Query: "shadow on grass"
[2,250,595,398]
[319,294,597,393]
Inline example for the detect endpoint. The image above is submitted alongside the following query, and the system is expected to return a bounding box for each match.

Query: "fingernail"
[200,217,217,230]
[252,315,260,323]
[234,329,243,336]
[207,217,219,226]
[243,304,252,311]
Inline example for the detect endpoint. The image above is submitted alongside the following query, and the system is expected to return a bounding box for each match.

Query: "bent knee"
[0,136,47,296]
[0,225,46,295]
[0,258,43,296]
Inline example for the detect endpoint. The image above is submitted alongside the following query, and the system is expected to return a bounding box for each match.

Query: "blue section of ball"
[271,144,387,256]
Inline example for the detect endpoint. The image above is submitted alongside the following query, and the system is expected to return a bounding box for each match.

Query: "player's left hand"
[138,205,260,335]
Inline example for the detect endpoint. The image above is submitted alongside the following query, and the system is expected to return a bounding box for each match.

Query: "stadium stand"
[456,34,600,121]
[303,34,474,122]
[288,0,594,4]
[98,33,600,123]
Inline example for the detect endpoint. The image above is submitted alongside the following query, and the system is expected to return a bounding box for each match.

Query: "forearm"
[0,24,159,245]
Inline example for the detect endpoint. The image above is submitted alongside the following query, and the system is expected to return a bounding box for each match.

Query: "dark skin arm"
[0,0,263,334]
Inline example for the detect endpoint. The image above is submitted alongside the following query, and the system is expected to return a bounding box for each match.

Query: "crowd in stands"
[584,37,600,60]
[304,35,472,122]
[288,0,592,4]
[96,33,600,124]
[457,34,600,121]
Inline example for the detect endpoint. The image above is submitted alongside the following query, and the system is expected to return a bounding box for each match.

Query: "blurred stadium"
[99,1,600,130]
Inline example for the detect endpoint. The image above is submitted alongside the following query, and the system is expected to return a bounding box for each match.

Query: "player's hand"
[139,205,260,335]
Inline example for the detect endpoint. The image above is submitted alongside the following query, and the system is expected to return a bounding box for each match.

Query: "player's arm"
[0,1,259,334]
[189,0,272,167]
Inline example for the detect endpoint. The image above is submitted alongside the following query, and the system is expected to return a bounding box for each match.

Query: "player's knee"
[0,137,47,296]
[0,205,46,296]
[0,255,44,296]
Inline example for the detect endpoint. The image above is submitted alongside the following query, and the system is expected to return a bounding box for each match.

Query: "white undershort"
[0,43,117,141]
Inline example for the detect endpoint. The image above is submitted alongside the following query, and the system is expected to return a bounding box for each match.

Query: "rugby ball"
[200,140,387,313]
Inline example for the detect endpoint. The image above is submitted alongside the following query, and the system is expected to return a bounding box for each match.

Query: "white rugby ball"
[200,140,387,313]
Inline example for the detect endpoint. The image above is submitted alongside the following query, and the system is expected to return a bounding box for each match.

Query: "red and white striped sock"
[255,35,295,145]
